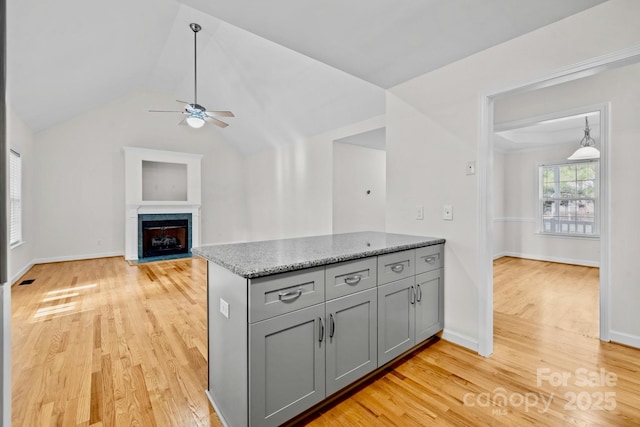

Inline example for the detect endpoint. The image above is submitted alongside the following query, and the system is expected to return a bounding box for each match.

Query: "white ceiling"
[335,127,386,151]
[494,111,600,152]
[6,0,606,153]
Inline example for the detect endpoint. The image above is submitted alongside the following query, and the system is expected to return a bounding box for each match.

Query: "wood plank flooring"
[11,256,640,426]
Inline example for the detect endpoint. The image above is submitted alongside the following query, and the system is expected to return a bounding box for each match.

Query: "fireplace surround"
[124,147,202,261]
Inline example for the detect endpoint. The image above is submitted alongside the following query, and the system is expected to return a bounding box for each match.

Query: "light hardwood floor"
[11,256,640,426]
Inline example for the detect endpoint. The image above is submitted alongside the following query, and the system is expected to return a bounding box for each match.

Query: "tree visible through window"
[539,160,598,236]
[9,149,22,245]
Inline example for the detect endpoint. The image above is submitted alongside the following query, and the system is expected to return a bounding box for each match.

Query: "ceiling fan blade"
[178,118,188,126]
[176,100,191,105]
[205,116,229,128]
[149,109,185,113]
[206,111,235,117]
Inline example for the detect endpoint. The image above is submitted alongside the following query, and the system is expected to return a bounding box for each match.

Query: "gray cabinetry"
[202,236,444,427]
[415,269,444,343]
[325,288,377,395]
[377,249,415,284]
[377,245,444,366]
[249,303,326,427]
[377,276,416,365]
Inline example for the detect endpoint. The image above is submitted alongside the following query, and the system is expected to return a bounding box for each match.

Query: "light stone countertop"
[193,231,445,279]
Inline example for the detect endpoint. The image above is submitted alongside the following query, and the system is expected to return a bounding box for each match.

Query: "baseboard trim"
[205,390,231,427]
[441,329,478,353]
[32,251,124,266]
[11,262,35,285]
[609,330,640,349]
[493,251,599,267]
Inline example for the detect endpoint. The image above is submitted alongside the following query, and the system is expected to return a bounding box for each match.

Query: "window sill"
[10,241,25,250]
[535,232,600,240]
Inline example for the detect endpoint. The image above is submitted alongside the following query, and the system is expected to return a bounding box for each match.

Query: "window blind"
[9,149,21,245]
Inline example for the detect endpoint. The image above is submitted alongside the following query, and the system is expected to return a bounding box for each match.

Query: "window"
[538,160,598,236]
[9,149,22,246]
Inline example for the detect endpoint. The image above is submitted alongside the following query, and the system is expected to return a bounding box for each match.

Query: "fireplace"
[138,213,192,262]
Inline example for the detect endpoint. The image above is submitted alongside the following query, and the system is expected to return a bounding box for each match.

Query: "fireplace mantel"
[123,147,203,261]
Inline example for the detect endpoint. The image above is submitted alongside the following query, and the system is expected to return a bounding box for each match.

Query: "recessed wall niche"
[142,160,188,202]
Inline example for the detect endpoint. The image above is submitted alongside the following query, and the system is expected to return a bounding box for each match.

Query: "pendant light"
[568,116,600,160]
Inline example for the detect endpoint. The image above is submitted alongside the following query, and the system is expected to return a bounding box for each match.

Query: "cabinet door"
[325,288,377,395]
[249,304,325,427]
[415,269,444,343]
[377,277,415,366]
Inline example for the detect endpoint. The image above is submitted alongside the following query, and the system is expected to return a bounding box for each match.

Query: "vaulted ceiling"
[7,0,606,153]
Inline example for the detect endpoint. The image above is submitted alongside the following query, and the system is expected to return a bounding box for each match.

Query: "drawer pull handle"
[424,256,436,264]
[278,289,302,302]
[329,313,335,338]
[391,264,404,273]
[410,285,416,304]
[416,284,422,302]
[344,275,362,285]
[319,317,325,342]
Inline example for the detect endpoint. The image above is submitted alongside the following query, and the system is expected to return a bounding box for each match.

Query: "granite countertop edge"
[193,235,445,279]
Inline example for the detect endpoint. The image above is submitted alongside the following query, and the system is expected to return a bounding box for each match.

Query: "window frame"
[9,148,22,247]
[537,158,600,238]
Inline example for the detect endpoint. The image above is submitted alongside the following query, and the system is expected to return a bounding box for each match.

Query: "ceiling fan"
[150,23,234,129]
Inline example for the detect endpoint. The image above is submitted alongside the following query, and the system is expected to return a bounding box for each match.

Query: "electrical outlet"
[443,205,453,221]
[220,298,229,319]
[416,205,424,220]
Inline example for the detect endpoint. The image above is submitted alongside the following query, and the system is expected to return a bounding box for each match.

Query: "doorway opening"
[492,106,605,340]
[332,127,386,234]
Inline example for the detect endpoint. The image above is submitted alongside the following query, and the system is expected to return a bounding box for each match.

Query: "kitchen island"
[194,231,445,427]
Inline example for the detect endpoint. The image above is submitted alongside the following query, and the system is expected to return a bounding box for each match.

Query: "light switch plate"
[443,205,453,221]
[416,205,424,220]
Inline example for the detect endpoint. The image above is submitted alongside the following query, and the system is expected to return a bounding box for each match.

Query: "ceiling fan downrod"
[190,23,201,106]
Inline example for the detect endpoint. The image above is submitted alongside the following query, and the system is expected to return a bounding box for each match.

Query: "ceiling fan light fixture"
[568,116,599,160]
[186,115,205,128]
[149,23,234,129]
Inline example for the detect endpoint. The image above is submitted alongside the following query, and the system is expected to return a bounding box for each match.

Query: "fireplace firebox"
[138,213,192,262]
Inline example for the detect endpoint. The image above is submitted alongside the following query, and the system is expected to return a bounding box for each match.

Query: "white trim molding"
[493,217,535,223]
[493,252,599,268]
[441,329,478,352]
[609,331,640,349]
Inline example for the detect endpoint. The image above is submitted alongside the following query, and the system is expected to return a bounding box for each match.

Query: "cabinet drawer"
[249,267,325,323]
[325,257,377,300]
[377,249,415,285]
[415,244,443,274]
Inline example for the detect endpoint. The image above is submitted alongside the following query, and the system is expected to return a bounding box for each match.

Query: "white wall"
[496,146,599,266]
[385,0,640,350]
[244,115,385,242]
[332,142,386,234]
[32,90,248,261]
[493,151,505,257]
[7,106,35,283]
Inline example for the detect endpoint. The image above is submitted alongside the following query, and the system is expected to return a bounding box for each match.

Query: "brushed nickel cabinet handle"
[344,275,362,285]
[329,313,335,338]
[410,285,415,305]
[416,284,422,302]
[278,289,302,302]
[424,256,436,264]
[319,316,325,342]
[391,264,404,273]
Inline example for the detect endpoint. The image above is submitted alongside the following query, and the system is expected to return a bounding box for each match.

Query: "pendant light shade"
[568,116,599,160]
